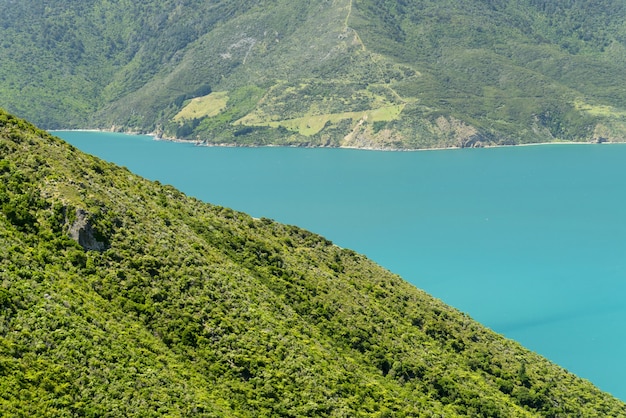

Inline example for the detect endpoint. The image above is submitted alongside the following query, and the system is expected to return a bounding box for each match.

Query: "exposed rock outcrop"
[68,208,108,251]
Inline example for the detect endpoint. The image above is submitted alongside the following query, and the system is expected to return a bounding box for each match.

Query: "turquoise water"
[56,131,626,400]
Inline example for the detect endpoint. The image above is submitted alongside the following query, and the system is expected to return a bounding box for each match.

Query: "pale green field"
[173,92,229,121]
[574,100,626,118]
[237,104,405,136]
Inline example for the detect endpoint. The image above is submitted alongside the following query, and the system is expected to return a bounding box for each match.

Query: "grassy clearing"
[238,104,405,136]
[173,92,229,122]
[574,100,626,118]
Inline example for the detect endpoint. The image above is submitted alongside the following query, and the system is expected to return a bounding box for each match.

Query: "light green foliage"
[1,0,625,148]
[2,110,626,415]
[174,92,229,122]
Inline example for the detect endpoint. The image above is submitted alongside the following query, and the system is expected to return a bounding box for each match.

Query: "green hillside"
[2,110,626,416]
[1,0,625,148]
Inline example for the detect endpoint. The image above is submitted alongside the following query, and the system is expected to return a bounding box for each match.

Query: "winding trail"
[343,0,366,51]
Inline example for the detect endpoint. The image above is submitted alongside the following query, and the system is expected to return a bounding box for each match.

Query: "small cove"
[56,130,626,401]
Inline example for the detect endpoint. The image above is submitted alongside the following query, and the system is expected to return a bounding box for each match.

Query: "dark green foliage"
[1,110,626,416]
[1,0,625,148]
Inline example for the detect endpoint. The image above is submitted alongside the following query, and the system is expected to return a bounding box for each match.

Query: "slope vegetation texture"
[1,0,625,149]
[2,111,626,415]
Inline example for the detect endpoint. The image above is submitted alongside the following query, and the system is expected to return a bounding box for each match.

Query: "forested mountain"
[1,0,625,148]
[2,110,626,415]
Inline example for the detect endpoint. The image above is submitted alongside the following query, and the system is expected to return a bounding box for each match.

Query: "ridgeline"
[1,0,625,149]
[2,110,626,416]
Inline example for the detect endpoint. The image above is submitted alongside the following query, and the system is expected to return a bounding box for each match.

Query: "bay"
[56,130,626,400]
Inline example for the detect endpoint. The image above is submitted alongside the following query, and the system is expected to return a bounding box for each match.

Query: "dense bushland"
[2,109,626,415]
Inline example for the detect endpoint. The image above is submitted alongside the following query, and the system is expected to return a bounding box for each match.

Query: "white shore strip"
[49,129,623,152]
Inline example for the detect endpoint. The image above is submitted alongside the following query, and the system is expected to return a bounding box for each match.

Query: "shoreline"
[49,128,621,152]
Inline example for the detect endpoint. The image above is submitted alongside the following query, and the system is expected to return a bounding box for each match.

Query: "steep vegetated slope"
[2,110,626,415]
[1,0,625,148]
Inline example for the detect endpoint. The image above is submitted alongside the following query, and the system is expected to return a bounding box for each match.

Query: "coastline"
[49,128,621,152]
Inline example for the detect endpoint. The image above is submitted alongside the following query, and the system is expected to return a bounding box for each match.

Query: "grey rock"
[68,208,107,251]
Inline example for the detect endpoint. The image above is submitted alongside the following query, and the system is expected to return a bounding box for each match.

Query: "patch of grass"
[238,104,405,136]
[173,92,229,122]
[574,100,626,118]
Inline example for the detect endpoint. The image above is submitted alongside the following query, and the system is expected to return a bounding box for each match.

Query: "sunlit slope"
[1,0,625,148]
[2,110,626,415]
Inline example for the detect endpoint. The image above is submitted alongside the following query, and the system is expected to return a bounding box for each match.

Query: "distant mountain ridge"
[2,109,626,415]
[1,0,625,148]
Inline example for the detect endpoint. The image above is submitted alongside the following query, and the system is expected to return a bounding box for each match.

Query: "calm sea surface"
[56,131,626,400]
